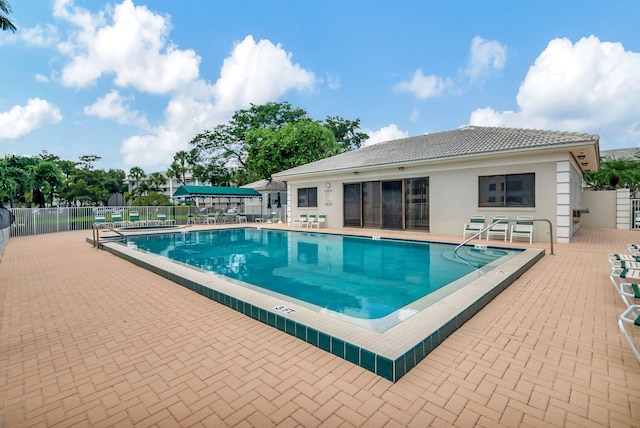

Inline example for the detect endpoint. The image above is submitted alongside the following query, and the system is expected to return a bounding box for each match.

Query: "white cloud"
[394,69,453,99]
[213,35,316,112]
[325,72,341,90]
[35,74,50,83]
[364,124,409,146]
[54,0,200,93]
[120,35,317,168]
[0,98,62,140]
[0,23,60,47]
[462,36,507,81]
[395,36,506,99]
[84,90,149,129]
[50,2,318,168]
[469,36,640,146]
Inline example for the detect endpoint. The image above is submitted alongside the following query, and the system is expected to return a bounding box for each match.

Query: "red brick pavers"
[1,226,639,426]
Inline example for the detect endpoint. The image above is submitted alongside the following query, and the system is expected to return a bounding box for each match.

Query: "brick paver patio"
[1,226,639,426]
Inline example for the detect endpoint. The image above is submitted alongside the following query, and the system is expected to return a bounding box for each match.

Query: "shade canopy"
[173,185,261,199]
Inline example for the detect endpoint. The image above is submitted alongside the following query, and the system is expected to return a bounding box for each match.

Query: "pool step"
[443,246,508,268]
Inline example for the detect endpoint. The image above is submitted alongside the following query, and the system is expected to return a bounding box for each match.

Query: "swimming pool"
[125,228,517,328]
[103,226,544,381]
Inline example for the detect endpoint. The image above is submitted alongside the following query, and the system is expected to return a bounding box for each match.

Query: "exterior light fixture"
[577,155,586,160]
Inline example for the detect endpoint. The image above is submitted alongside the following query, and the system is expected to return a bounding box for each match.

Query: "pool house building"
[273,126,600,243]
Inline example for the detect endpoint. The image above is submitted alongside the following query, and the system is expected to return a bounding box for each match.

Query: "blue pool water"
[124,228,520,321]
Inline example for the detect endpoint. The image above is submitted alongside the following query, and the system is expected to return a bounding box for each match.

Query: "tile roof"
[273,126,599,178]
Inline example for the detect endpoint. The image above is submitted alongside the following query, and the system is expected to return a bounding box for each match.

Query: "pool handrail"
[92,224,126,248]
[454,219,502,266]
[454,217,554,258]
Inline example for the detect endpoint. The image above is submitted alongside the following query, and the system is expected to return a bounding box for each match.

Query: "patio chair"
[462,215,485,240]
[293,214,308,227]
[618,305,640,362]
[157,213,176,225]
[307,214,317,228]
[486,215,509,242]
[510,216,534,244]
[309,213,326,229]
[93,215,111,229]
[610,253,640,262]
[129,211,145,226]
[264,211,279,223]
[111,213,129,228]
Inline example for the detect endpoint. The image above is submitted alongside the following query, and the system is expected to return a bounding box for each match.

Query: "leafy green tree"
[79,154,101,170]
[188,102,370,184]
[103,169,128,204]
[132,191,172,206]
[61,168,108,206]
[0,0,16,33]
[0,157,21,206]
[245,119,340,180]
[190,102,309,184]
[32,161,64,207]
[323,116,369,152]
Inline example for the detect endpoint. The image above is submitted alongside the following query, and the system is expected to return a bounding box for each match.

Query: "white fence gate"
[632,199,640,229]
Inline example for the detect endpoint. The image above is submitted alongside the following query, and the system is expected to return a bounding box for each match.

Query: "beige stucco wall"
[284,151,580,243]
[580,190,617,228]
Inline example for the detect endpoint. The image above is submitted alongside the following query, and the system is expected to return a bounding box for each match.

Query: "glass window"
[479,173,535,207]
[297,187,318,207]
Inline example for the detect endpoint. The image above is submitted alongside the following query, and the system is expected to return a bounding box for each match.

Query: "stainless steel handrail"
[93,225,126,248]
[454,217,555,258]
[454,220,501,263]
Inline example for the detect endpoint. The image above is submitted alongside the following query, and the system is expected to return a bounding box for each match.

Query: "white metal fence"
[7,206,192,237]
[5,205,278,237]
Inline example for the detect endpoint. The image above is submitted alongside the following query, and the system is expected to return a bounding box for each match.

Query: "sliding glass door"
[343,183,361,227]
[404,177,429,230]
[382,181,403,229]
[343,177,429,231]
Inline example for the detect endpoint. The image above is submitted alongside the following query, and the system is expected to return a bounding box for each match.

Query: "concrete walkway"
[1,226,639,426]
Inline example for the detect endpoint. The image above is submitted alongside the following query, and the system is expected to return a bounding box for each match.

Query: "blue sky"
[1,0,639,172]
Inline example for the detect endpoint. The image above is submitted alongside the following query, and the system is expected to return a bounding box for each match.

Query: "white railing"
[7,206,192,237]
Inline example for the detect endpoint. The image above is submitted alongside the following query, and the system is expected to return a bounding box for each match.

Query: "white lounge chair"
[510,216,533,244]
[307,214,317,228]
[486,215,509,242]
[111,213,130,228]
[93,215,111,229]
[309,214,326,229]
[462,215,485,240]
[129,211,145,226]
[618,305,640,362]
[293,214,308,227]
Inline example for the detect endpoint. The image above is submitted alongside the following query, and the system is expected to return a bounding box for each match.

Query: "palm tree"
[585,156,640,190]
[0,0,16,33]
[148,172,167,192]
[166,151,191,185]
[128,166,145,194]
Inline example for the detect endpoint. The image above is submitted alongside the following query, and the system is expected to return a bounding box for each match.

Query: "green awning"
[173,185,261,198]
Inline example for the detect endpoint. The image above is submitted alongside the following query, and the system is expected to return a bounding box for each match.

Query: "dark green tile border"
[103,243,544,382]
